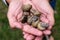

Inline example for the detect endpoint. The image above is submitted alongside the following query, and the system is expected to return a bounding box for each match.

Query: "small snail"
[27,16,39,25]
[22,4,32,12]
[40,22,49,28]
[37,22,46,30]
[32,20,39,27]
[37,22,49,30]
[30,9,40,16]
[27,16,33,25]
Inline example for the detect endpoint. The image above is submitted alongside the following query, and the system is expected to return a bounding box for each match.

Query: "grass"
[0,0,60,40]
[0,0,24,40]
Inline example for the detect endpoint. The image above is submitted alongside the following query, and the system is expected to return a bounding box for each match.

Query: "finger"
[26,34,35,40]
[7,0,23,28]
[46,14,55,30]
[47,14,55,26]
[23,32,29,39]
[34,36,43,40]
[14,22,23,29]
[22,24,42,36]
[43,30,51,35]
[48,26,53,30]
[7,15,17,28]
[31,0,54,15]
[16,10,23,22]
[23,32,35,40]
[40,14,49,23]
[8,0,23,17]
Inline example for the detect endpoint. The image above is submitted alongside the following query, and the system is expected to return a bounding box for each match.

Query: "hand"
[7,0,42,37]
[31,0,55,35]
[7,0,55,40]
[23,0,55,40]
[7,0,23,29]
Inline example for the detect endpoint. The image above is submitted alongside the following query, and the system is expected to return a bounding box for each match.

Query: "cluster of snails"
[21,4,49,30]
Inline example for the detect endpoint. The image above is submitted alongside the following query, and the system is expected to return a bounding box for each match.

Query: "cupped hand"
[31,0,55,35]
[23,0,55,40]
[7,0,42,37]
[7,0,55,40]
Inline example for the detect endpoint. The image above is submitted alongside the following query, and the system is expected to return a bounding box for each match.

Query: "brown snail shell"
[30,9,40,16]
[27,16,33,25]
[22,4,32,12]
[32,20,39,27]
[37,22,45,30]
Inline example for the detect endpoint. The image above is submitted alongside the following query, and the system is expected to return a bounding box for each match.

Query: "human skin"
[7,0,55,40]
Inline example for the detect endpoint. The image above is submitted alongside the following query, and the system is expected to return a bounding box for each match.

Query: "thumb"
[43,30,51,35]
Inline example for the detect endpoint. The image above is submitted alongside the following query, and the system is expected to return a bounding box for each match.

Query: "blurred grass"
[0,0,24,40]
[0,0,60,40]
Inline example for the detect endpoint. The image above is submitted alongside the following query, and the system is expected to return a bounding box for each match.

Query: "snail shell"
[30,9,40,16]
[27,16,33,25]
[22,4,32,12]
[37,22,46,30]
[40,22,49,28]
[31,16,39,22]
[32,20,39,27]
[27,16,39,25]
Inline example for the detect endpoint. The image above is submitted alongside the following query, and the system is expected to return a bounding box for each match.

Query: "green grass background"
[0,0,60,40]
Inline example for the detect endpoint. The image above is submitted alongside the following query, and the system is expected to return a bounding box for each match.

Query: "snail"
[40,22,49,28]
[27,15,39,25]
[32,20,39,27]
[30,9,40,16]
[27,16,33,25]
[22,4,32,12]
[37,22,49,30]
